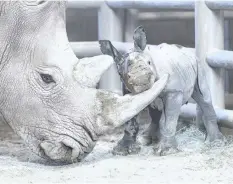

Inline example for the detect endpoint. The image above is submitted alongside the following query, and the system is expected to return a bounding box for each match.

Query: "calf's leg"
[112,116,141,155]
[192,82,224,145]
[140,106,161,145]
[154,92,183,156]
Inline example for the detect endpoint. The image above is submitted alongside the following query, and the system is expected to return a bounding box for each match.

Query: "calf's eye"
[40,73,55,84]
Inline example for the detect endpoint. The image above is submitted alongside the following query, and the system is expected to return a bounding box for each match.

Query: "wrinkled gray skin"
[0,2,170,163]
[99,26,225,156]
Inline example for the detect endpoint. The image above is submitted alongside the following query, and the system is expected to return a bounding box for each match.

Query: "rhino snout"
[127,67,156,94]
[39,137,92,163]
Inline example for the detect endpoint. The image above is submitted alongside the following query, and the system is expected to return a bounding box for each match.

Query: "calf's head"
[0,2,168,163]
[99,26,157,94]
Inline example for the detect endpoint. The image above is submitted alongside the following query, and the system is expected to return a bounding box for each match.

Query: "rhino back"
[147,44,197,102]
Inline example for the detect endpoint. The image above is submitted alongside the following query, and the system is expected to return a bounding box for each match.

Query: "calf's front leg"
[112,86,141,156]
[112,116,141,155]
[140,106,161,145]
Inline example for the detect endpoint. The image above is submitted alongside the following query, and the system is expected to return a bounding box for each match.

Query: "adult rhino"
[99,26,225,156]
[0,1,169,163]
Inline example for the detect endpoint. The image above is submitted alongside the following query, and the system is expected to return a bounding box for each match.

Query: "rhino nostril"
[61,139,81,160]
[40,141,72,161]
[61,142,73,151]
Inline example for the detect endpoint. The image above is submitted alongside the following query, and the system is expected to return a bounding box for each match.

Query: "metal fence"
[67,0,233,128]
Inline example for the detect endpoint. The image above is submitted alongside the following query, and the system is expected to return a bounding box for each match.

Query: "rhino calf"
[99,26,225,156]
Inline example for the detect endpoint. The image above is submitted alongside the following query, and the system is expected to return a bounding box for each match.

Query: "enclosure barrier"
[205,0,233,10]
[207,49,233,69]
[68,0,233,127]
[71,41,139,57]
[138,11,233,20]
[180,103,233,129]
[105,0,194,10]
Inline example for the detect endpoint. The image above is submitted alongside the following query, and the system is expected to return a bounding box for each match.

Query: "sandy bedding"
[0,113,233,184]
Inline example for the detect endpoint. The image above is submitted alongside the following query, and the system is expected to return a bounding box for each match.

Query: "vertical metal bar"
[224,19,230,93]
[195,1,225,108]
[98,3,125,95]
[124,9,139,42]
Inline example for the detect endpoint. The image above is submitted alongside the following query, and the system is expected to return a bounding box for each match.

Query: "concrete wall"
[66,8,233,93]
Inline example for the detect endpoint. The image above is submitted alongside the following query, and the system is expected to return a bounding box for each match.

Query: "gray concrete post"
[224,20,230,93]
[97,3,125,95]
[195,1,225,108]
[125,9,138,42]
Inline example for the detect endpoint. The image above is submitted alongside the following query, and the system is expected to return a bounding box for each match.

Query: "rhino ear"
[99,40,123,65]
[73,55,114,88]
[133,26,147,52]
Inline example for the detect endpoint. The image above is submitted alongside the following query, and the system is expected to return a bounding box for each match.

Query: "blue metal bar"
[207,49,233,69]
[106,0,194,10]
[205,0,233,10]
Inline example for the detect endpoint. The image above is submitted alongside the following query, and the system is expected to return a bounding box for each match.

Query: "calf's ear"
[99,40,123,65]
[99,40,126,79]
[133,26,147,52]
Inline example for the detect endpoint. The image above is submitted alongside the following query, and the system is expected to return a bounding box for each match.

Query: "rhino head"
[99,26,158,94]
[0,1,169,163]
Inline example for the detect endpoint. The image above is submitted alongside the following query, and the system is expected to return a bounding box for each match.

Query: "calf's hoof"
[112,139,141,156]
[206,132,226,148]
[139,134,152,146]
[140,128,159,146]
[154,146,179,156]
[153,137,179,156]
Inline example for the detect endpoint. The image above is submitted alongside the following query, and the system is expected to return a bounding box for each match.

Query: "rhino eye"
[148,61,151,65]
[40,74,55,84]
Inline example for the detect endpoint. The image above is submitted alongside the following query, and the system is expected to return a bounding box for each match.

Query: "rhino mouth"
[39,141,72,162]
[36,120,96,163]
[39,137,91,163]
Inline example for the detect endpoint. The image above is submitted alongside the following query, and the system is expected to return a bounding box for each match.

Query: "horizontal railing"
[138,11,233,21]
[180,103,233,129]
[67,0,233,11]
[105,0,194,10]
[67,0,195,10]
[71,41,233,71]
[70,41,133,57]
[205,0,233,10]
[207,49,233,69]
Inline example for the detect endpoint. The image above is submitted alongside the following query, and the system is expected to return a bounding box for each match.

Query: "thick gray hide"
[0,2,169,163]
